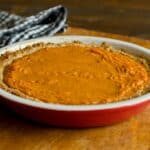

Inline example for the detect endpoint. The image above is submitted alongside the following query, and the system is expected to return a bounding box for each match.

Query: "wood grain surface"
[0,0,150,39]
[0,27,150,150]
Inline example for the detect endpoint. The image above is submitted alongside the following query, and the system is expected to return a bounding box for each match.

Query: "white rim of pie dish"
[0,35,149,111]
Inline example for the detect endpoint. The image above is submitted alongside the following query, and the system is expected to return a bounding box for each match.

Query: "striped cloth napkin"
[0,5,68,48]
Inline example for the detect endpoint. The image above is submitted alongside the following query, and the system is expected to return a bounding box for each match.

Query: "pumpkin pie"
[0,42,150,105]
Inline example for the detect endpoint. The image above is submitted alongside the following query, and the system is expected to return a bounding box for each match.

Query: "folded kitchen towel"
[0,5,68,48]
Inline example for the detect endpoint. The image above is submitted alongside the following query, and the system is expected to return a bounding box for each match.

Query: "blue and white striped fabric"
[0,5,68,48]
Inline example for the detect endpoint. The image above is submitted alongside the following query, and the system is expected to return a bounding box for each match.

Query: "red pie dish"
[0,36,150,128]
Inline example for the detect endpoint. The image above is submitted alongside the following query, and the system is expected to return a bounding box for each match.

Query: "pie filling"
[2,43,150,105]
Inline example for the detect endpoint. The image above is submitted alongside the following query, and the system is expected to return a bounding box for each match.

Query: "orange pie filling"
[3,44,150,105]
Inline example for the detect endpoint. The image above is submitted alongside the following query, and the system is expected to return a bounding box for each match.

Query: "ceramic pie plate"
[0,35,150,128]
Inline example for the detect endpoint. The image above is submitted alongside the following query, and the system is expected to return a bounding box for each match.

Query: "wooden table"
[0,0,150,39]
[0,1,150,150]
